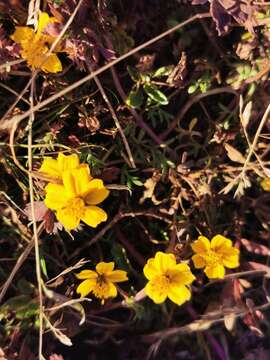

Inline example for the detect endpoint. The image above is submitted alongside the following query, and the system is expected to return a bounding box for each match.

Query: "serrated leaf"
[126,88,144,109]
[225,143,246,164]
[143,83,168,105]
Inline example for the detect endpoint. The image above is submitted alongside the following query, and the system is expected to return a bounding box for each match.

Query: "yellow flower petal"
[39,157,60,178]
[211,234,232,252]
[191,236,211,254]
[205,264,225,279]
[261,178,270,192]
[76,279,96,297]
[106,270,128,283]
[56,207,80,230]
[96,262,114,275]
[169,264,195,285]
[81,206,107,228]
[57,153,80,173]
[63,167,91,196]
[76,270,98,280]
[44,183,71,210]
[11,27,34,46]
[222,254,239,269]
[155,252,176,273]
[107,282,118,298]
[41,53,62,73]
[84,179,110,205]
[37,12,57,37]
[167,285,191,306]
[145,280,168,304]
[143,258,160,280]
[192,254,206,269]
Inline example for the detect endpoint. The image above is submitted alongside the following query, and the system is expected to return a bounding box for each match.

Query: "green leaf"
[188,84,198,94]
[127,66,140,82]
[152,65,174,78]
[126,88,144,109]
[131,178,144,186]
[143,84,168,105]
[40,256,48,278]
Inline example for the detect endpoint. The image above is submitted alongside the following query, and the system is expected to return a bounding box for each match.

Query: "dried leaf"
[139,173,162,205]
[225,143,246,163]
[224,312,236,331]
[240,99,253,128]
[240,238,270,256]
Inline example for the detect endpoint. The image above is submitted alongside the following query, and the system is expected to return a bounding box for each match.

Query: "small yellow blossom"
[11,12,62,72]
[39,152,81,181]
[261,178,270,192]
[191,234,240,279]
[143,252,195,305]
[44,166,109,230]
[76,262,128,303]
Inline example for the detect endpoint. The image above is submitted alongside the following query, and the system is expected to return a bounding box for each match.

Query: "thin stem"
[28,75,44,359]
[88,65,136,168]
[4,13,211,131]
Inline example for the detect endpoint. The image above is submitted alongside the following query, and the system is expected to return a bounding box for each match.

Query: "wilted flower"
[11,12,62,72]
[39,152,80,181]
[192,234,239,279]
[44,166,109,230]
[76,262,128,303]
[261,178,270,192]
[143,252,195,305]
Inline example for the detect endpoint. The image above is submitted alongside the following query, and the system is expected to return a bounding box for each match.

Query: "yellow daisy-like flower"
[39,152,81,181]
[261,178,270,192]
[11,12,62,73]
[44,166,109,230]
[191,234,240,279]
[76,262,128,303]
[143,252,195,305]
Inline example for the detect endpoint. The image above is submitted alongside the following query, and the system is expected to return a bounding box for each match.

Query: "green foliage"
[126,65,170,110]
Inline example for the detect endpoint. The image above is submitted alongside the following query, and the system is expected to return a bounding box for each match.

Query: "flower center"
[206,250,222,265]
[93,275,109,300]
[153,274,170,294]
[65,197,85,218]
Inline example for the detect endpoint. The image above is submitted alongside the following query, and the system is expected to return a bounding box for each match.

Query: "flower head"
[143,252,195,305]
[11,12,62,72]
[39,152,81,181]
[192,234,239,279]
[44,166,109,230]
[76,262,128,303]
[261,178,270,192]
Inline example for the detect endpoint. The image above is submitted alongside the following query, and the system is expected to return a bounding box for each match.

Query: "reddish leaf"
[240,238,270,257]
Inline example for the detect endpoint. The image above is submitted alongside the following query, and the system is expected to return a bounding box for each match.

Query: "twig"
[88,64,136,168]
[0,223,44,303]
[28,74,44,359]
[109,65,166,147]
[68,210,171,260]
[4,13,211,133]
[240,102,270,177]
[160,87,238,139]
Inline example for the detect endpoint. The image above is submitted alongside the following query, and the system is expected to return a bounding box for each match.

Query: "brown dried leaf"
[139,173,162,205]
[240,238,270,256]
[225,143,246,163]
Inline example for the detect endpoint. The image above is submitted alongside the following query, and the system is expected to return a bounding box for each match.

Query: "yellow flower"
[261,178,270,192]
[191,234,240,279]
[11,12,62,72]
[143,252,195,305]
[44,166,109,230]
[39,152,81,181]
[76,262,128,303]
